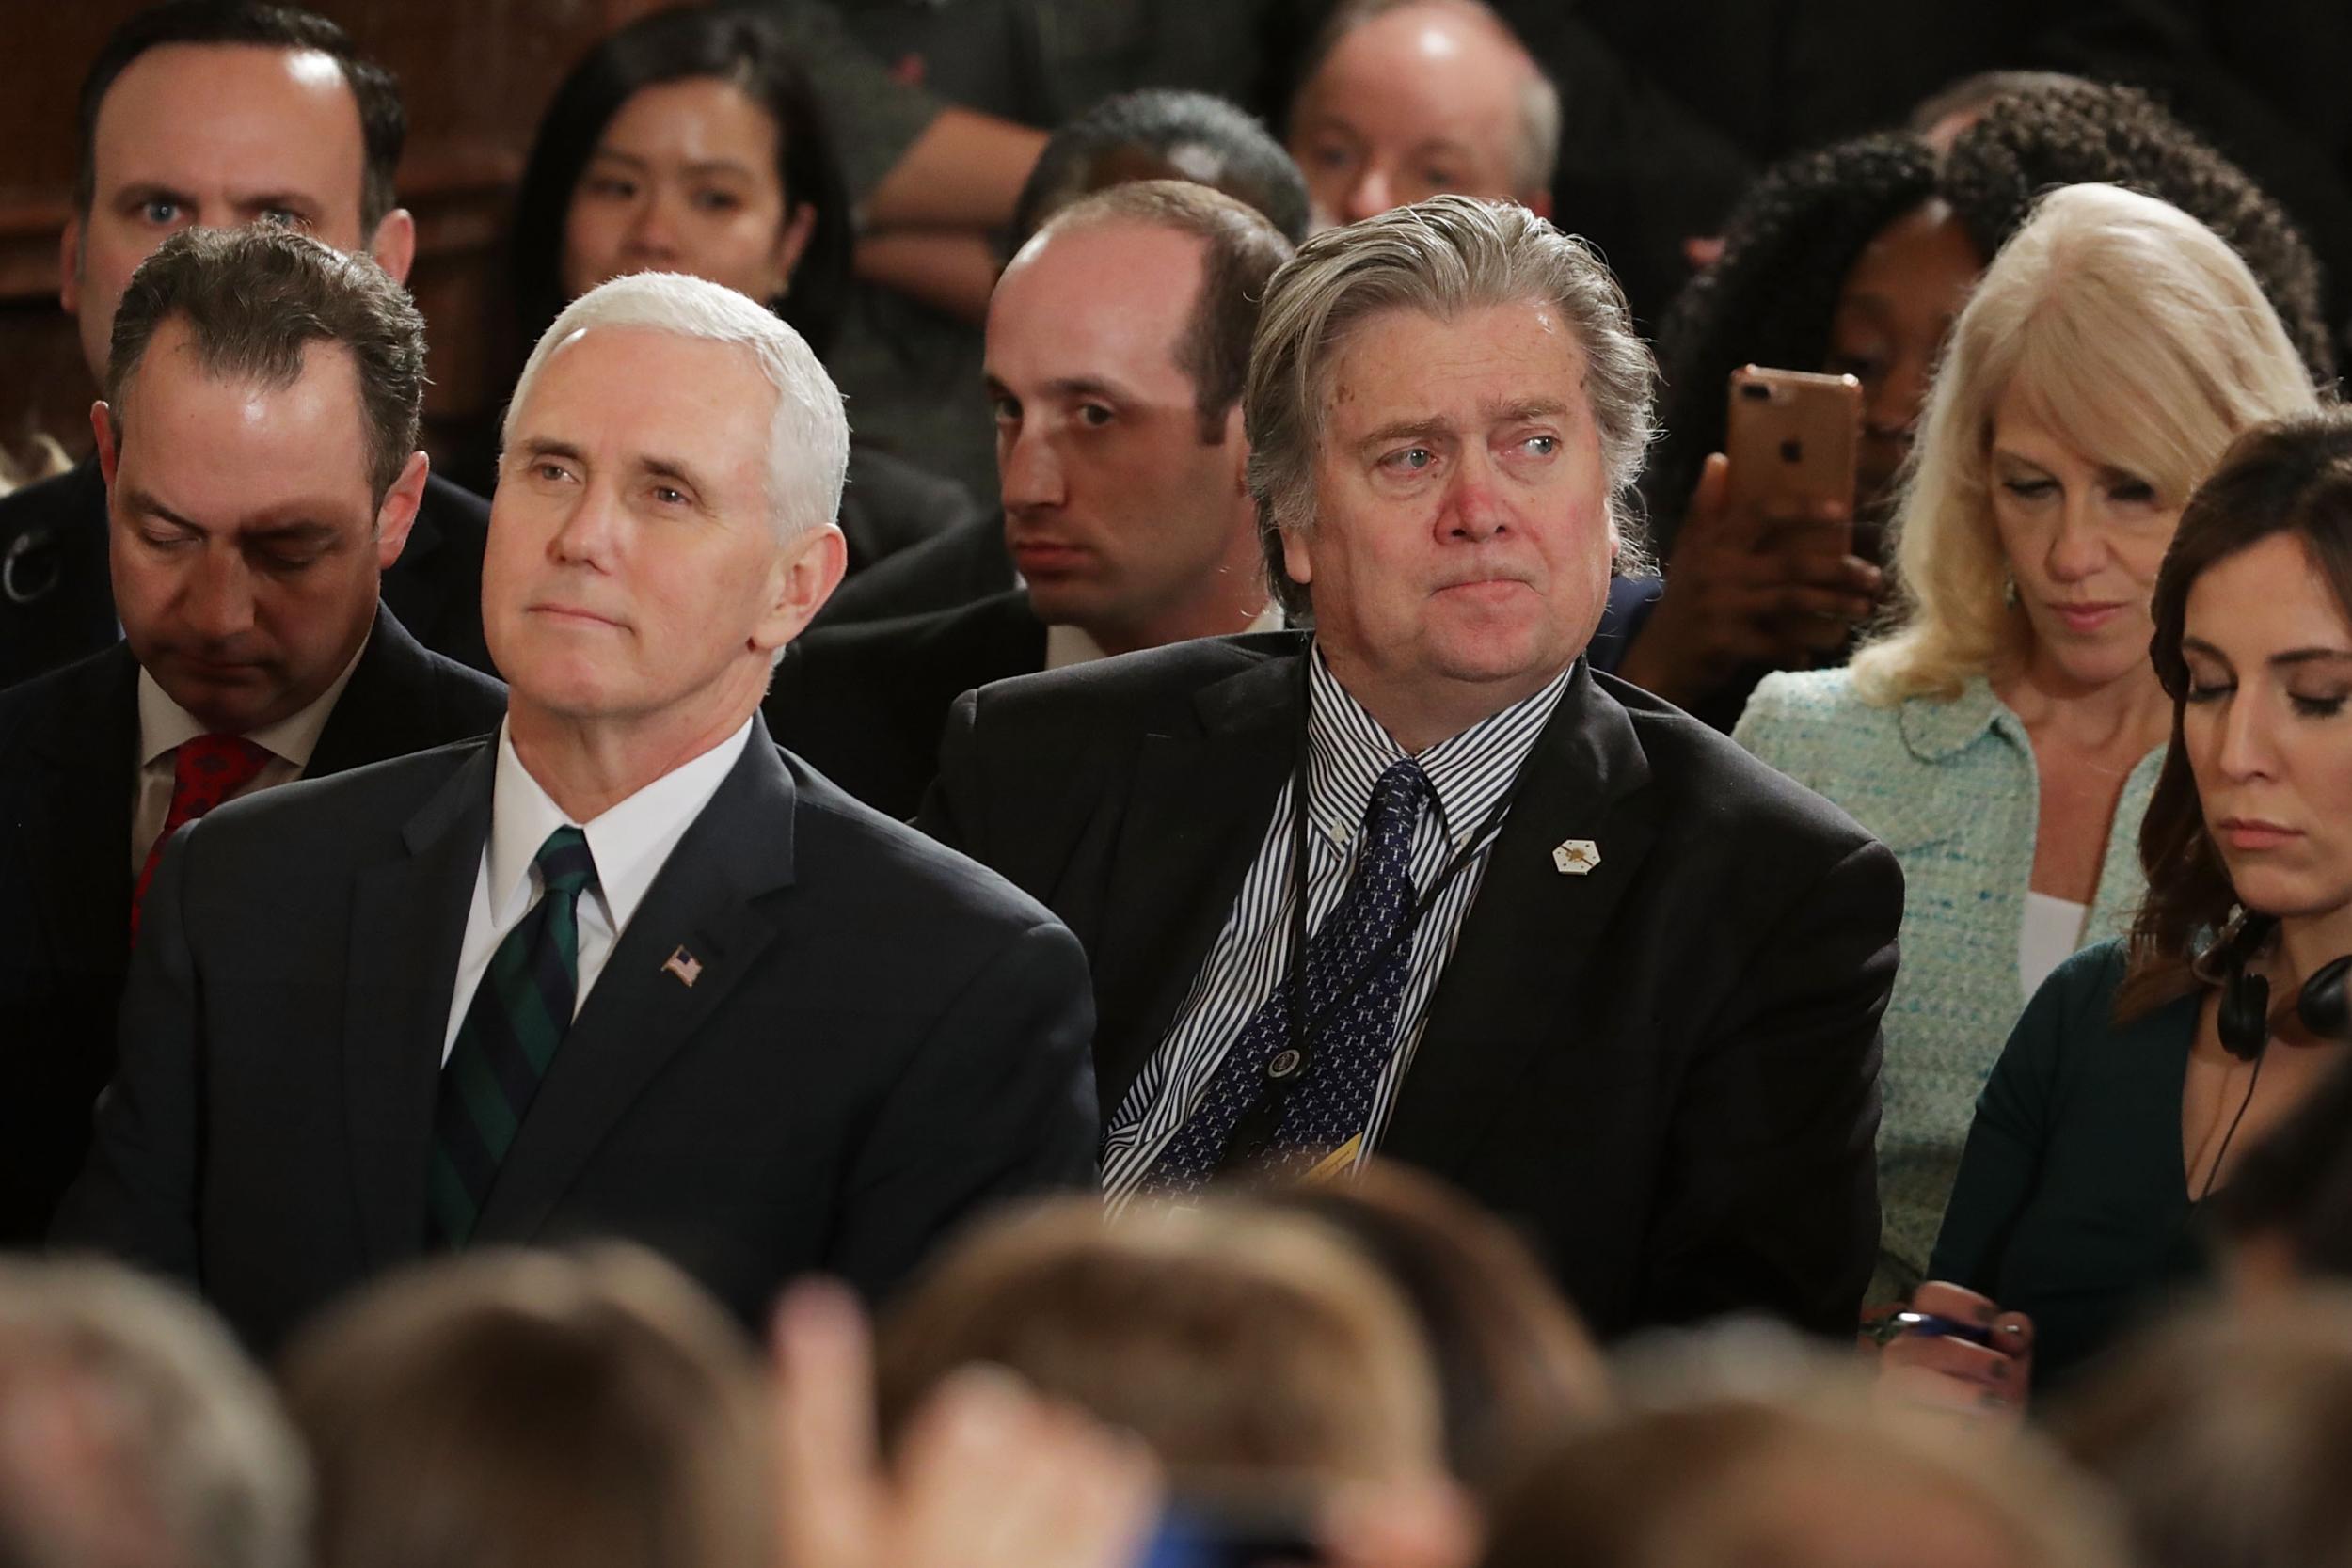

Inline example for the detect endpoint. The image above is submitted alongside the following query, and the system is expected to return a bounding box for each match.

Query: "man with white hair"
[56,272,1100,1354]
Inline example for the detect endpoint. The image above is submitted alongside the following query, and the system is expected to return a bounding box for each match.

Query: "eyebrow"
[1356,399,1572,449]
[587,148,756,182]
[112,181,322,215]
[2181,636,2352,669]
[120,486,340,545]
[513,436,586,468]
[638,453,715,499]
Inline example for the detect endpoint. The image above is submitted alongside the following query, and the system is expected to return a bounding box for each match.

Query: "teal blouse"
[1735,669,2162,1297]
[1929,941,2207,1390]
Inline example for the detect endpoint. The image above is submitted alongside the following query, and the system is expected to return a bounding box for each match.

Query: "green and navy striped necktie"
[428,825,599,1246]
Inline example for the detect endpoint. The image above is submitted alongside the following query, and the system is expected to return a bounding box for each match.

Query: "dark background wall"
[0,1,674,470]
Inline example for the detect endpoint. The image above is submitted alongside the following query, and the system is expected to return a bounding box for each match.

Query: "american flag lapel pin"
[662,946,704,988]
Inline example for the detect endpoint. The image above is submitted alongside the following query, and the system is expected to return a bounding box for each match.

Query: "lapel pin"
[661,946,704,988]
[1551,839,1600,877]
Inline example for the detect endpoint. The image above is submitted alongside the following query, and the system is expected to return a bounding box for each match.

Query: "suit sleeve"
[824,916,1098,1300]
[1642,834,1901,1335]
[48,823,205,1279]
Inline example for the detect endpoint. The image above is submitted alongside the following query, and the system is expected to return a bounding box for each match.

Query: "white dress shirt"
[130,635,368,874]
[1043,603,1287,672]
[438,716,755,1065]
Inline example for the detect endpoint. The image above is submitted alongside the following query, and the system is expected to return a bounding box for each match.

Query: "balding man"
[1285,0,1559,230]
[56,273,1097,1353]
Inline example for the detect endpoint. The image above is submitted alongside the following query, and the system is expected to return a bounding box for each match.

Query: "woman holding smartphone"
[1733,183,2319,1306]
[1885,409,2352,1405]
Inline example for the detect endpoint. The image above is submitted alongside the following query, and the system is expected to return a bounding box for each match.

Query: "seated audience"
[766,180,1290,818]
[1485,1334,2128,1568]
[872,1195,1471,1566]
[51,272,1097,1354]
[1738,184,2320,1306]
[2056,1291,2352,1568]
[0,1259,306,1568]
[816,87,1313,631]
[0,0,497,687]
[0,227,505,1247]
[1886,408,2352,1400]
[1283,0,1558,232]
[1263,1163,1610,1490]
[1629,79,2336,727]
[281,1246,770,1568]
[918,196,1901,1338]
[507,4,981,576]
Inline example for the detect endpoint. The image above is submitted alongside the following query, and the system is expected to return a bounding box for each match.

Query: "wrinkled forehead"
[1310,298,1590,435]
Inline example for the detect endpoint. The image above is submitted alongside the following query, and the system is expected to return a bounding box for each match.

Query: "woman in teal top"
[1899,410,2352,1402]
[1734,184,2318,1301]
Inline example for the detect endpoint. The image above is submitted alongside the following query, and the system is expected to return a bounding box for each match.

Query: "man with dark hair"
[765,180,1292,818]
[818,93,1312,631]
[917,198,1899,1340]
[0,0,496,687]
[0,226,506,1246]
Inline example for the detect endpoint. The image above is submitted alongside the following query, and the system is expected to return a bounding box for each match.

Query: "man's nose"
[1443,458,1509,542]
[998,426,1065,513]
[181,546,257,641]
[1342,167,1394,223]
[549,481,624,565]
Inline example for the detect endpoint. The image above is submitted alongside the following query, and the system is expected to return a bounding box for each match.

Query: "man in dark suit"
[767,181,1292,817]
[917,197,1901,1339]
[55,269,1098,1354]
[1,225,505,1245]
[0,0,493,688]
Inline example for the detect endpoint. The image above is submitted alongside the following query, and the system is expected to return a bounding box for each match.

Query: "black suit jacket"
[0,457,497,687]
[914,635,1901,1338]
[813,511,1013,628]
[53,715,1098,1354]
[766,590,1045,819]
[0,606,505,1244]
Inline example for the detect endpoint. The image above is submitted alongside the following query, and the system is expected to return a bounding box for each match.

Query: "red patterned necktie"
[130,734,274,943]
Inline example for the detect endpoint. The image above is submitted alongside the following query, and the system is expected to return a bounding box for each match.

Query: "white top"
[1043,604,1286,672]
[2019,890,2090,998]
[130,635,368,873]
[438,716,755,1064]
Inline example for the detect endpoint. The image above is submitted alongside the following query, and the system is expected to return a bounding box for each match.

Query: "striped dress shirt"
[1102,648,1574,1200]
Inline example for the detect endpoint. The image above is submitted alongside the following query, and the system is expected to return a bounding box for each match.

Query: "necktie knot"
[533,826,598,900]
[172,733,274,800]
[1367,758,1431,834]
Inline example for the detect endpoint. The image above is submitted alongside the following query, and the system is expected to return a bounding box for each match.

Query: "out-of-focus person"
[814,86,1312,631]
[51,272,1097,1354]
[505,5,981,577]
[1737,184,2321,1307]
[0,0,498,686]
[2212,1051,2352,1293]
[918,196,1900,1338]
[2056,1291,2352,1568]
[764,180,1290,818]
[0,227,505,1249]
[1884,407,2352,1405]
[1625,80,2337,729]
[0,1259,307,1568]
[1283,0,1556,232]
[1261,1162,1608,1490]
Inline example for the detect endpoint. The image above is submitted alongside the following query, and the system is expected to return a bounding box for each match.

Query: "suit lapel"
[342,743,495,1267]
[471,726,797,1242]
[1380,665,1657,1172]
[310,606,446,777]
[1092,645,1303,1108]
[24,647,139,978]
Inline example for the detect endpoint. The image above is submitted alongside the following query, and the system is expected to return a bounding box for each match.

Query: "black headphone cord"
[2196,1045,2266,1207]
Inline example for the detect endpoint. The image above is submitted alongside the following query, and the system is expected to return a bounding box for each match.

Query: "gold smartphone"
[1724,365,1862,551]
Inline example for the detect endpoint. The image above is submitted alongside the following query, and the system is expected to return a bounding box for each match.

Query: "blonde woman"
[1734,182,2320,1303]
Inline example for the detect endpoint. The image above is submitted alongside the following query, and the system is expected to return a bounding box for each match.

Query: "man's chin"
[151,658,298,734]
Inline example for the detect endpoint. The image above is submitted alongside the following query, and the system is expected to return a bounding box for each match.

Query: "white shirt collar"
[1043,603,1285,672]
[136,629,370,768]
[486,716,756,932]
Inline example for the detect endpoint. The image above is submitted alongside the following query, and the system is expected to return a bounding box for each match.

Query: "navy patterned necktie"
[1146,757,1433,1195]
[428,826,600,1246]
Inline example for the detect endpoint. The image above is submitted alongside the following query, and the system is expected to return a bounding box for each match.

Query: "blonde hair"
[1850,182,2319,705]
[875,1195,1444,1483]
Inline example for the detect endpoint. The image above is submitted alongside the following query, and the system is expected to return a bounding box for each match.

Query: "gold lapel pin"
[661,946,704,988]
[1551,839,1600,877]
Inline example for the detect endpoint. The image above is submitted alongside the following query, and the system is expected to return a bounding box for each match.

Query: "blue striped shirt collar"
[1304,647,1575,848]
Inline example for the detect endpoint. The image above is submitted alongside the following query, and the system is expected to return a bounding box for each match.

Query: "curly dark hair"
[1942,79,2336,386]
[1640,133,1940,556]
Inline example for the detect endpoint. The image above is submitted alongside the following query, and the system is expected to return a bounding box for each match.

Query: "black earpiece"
[2208,916,2352,1059]
[2219,966,2273,1061]
[2301,955,2352,1042]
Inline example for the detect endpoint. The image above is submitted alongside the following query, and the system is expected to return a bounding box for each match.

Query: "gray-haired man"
[56,271,1098,1353]
[918,196,1900,1339]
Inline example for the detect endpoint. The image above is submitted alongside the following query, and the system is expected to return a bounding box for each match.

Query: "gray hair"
[108,224,425,501]
[504,271,849,539]
[1298,0,1561,193]
[1244,195,1657,617]
[0,1259,309,1568]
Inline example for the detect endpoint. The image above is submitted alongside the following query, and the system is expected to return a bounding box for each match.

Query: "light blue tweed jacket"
[1734,668,2162,1300]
